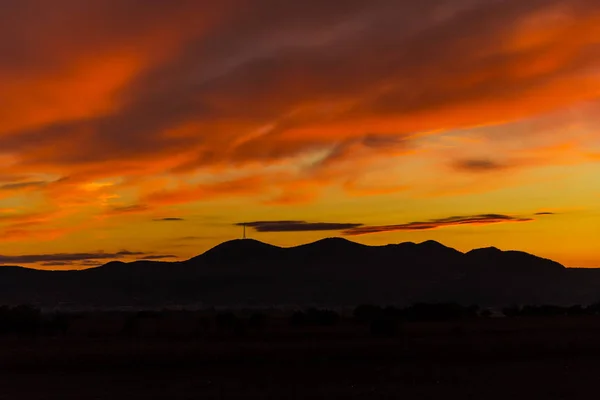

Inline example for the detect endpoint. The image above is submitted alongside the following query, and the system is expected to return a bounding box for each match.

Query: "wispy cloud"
[0,181,48,191]
[1,0,598,199]
[343,214,533,236]
[0,250,147,265]
[452,159,508,173]
[107,204,150,215]
[136,254,178,260]
[40,261,73,267]
[238,220,364,232]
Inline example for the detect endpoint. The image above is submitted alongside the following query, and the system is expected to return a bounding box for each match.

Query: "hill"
[0,238,598,308]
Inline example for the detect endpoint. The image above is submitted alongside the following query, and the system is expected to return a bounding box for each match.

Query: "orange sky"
[1,0,600,269]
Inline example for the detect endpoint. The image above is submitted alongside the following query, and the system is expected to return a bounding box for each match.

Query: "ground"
[1,315,600,399]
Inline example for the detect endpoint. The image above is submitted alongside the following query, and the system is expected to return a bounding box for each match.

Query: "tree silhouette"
[502,305,521,317]
[353,305,383,324]
[44,312,71,336]
[290,311,306,327]
[215,312,245,336]
[405,303,466,322]
[567,305,585,316]
[370,317,398,337]
[3,305,42,337]
[305,308,340,326]
[248,312,267,330]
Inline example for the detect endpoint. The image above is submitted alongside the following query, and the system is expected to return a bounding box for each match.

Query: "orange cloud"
[3,0,599,180]
[144,176,266,206]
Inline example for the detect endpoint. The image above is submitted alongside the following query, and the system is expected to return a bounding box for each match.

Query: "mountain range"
[1,238,599,309]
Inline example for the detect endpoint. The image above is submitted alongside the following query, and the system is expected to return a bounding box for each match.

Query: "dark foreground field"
[3,316,600,399]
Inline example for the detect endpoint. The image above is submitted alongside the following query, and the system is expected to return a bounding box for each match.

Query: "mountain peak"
[311,237,360,246]
[419,240,451,249]
[416,240,463,256]
[468,246,502,255]
[192,238,283,264]
[293,237,366,252]
[204,238,280,253]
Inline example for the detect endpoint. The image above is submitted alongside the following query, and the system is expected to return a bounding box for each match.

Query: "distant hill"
[0,238,599,309]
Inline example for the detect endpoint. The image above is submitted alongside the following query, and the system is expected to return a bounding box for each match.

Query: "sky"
[1,0,599,269]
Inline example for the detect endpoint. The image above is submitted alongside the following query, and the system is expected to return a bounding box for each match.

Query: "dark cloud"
[115,250,146,256]
[453,159,508,172]
[343,214,533,235]
[310,133,409,169]
[535,212,555,215]
[78,260,103,267]
[0,181,48,190]
[0,250,147,264]
[108,204,150,214]
[238,220,364,232]
[176,236,205,241]
[136,255,178,260]
[40,261,72,267]
[173,235,226,242]
[361,134,408,149]
[153,217,185,221]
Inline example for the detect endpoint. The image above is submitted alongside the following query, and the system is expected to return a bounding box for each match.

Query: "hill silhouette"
[0,238,598,308]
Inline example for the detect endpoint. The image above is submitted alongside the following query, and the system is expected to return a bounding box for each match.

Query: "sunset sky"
[1,0,600,269]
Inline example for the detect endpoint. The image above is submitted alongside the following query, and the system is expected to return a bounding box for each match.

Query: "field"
[1,312,600,399]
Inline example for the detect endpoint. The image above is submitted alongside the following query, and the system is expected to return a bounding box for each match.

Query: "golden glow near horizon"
[1,0,600,269]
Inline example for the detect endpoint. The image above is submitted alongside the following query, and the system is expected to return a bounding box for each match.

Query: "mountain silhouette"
[0,238,598,308]
[190,239,284,267]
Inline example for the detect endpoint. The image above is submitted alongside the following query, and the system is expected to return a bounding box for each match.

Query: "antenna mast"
[242,223,247,239]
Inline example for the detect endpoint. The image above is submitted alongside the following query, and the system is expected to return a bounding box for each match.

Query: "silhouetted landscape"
[3,241,600,399]
[4,0,599,397]
[2,302,600,398]
[5,239,600,398]
[1,238,599,309]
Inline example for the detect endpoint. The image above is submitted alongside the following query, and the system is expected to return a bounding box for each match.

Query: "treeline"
[351,303,482,336]
[353,303,481,323]
[0,305,69,337]
[501,304,600,317]
[3,302,600,338]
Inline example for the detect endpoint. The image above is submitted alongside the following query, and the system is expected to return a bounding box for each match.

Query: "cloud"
[143,176,266,206]
[263,191,320,206]
[343,214,533,235]
[0,181,48,191]
[238,220,364,232]
[0,250,147,264]
[452,159,508,172]
[535,211,556,215]
[2,0,598,179]
[40,261,73,267]
[173,235,224,242]
[115,250,146,256]
[78,260,105,267]
[0,209,75,242]
[136,254,178,260]
[343,179,409,197]
[107,204,150,215]
[0,0,598,253]
[153,217,185,221]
